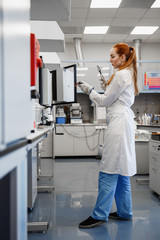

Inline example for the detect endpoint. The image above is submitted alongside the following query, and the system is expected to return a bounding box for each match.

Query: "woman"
[78,43,138,228]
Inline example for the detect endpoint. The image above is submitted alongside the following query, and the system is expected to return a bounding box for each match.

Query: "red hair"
[107,43,138,95]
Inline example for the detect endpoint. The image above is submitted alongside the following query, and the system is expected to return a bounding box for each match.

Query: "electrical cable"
[57,124,104,151]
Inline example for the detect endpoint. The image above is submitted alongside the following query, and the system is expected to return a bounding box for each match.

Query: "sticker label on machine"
[144,72,160,90]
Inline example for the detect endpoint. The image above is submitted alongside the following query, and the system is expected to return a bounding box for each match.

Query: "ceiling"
[56,0,160,43]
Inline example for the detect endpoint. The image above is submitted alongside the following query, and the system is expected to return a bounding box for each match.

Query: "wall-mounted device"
[30,33,42,86]
[51,64,77,105]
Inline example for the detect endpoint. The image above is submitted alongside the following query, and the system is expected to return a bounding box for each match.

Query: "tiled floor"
[28,158,160,240]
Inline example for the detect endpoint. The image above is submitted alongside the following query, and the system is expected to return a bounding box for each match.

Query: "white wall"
[58,42,160,63]
[57,42,160,92]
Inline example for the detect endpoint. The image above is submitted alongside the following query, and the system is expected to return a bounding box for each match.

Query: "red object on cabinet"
[30,33,42,86]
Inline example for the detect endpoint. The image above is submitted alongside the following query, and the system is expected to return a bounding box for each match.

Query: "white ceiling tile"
[104,34,128,42]
[154,27,160,33]
[88,9,118,18]
[108,26,132,34]
[115,8,148,18]
[121,0,155,8]
[138,18,160,25]
[71,0,91,8]
[83,34,105,40]
[71,8,88,18]
[145,34,160,42]
[58,19,86,27]
[144,9,160,17]
[82,38,104,43]
[86,18,112,26]
[65,34,83,38]
[111,18,139,27]
[61,27,84,34]
[125,34,150,42]
[32,0,160,44]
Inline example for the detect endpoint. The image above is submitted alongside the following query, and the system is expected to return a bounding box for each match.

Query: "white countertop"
[27,125,53,143]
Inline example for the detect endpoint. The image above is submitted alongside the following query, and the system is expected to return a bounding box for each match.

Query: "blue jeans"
[91,172,133,221]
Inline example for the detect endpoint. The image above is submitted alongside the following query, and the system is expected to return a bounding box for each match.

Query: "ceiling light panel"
[90,0,122,8]
[131,26,159,34]
[151,0,160,8]
[77,67,88,71]
[84,26,109,34]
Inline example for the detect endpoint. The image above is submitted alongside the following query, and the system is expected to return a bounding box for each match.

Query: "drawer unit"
[150,152,160,167]
[149,140,160,154]
[149,162,160,195]
[149,140,160,195]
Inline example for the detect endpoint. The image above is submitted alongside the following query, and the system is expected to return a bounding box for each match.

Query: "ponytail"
[107,43,139,95]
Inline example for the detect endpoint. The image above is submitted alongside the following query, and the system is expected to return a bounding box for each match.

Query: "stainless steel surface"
[37,186,55,193]
[28,147,37,209]
[133,39,142,67]
[74,38,84,67]
[56,123,107,126]
[41,68,52,107]
[70,103,82,120]
[27,222,48,232]
[136,179,149,184]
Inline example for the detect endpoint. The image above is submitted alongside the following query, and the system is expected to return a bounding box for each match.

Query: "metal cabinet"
[135,141,149,174]
[40,132,53,158]
[53,125,74,156]
[0,0,31,147]
[149,140,160,195]
[0,145,28,240]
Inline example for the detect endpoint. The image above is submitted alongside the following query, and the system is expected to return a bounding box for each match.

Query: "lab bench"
[137,124,160,132]
[27,126,53,209]
[136,125,160,174]
[53,123,107,157]
[0,125,53,239]
[27,125,54,233]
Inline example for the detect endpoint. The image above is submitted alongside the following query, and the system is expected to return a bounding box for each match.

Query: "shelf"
[139,91,160,93]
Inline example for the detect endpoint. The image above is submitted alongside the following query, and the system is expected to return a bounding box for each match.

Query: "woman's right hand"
[99,78,107,91]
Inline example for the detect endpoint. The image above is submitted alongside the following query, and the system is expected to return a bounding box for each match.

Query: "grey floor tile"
[28,158,160,240]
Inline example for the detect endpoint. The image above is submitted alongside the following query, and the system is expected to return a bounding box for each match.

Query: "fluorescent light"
[84,26,109,34]
[77,74,85,77]
[151,0,160,8]
[102,67,110,71]
[97,73,109,77]
[90,0,122,8]
[77,67,88,71]
[131,26,159,35]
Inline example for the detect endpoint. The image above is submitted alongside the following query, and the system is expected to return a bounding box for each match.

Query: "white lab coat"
[89,68,136,176]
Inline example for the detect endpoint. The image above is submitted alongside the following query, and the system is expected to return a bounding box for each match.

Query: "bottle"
[96,144,103,160]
